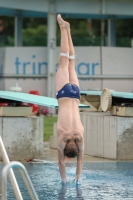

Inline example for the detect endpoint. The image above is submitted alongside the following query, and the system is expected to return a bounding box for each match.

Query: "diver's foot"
[57,14,70,29]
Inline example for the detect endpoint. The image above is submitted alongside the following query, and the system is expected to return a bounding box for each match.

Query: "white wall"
[1,46,133,95]
[4,47,48,96]
[102,47,133,92]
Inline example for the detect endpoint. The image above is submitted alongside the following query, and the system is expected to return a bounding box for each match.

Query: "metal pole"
[101,20,105,46]
[15,16,23,46]
[0,137,23,200]
[2,161,39,200]
[47,3,56,98]
[101,0,106,46]
[108,19,116,47]
[47,0,56,114]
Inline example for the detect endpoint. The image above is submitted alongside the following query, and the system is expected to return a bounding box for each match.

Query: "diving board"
[0,91,90,109]
[80,89,133,115]
[81,89,133,99]
[111,91,133,99]
[101,88,133,113]
[80,90,102,96]
[80,90,102,112]
[80,88,133,99]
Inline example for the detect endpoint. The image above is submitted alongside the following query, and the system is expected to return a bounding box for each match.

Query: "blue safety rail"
[80,90,102,96]
[0,91,90,108]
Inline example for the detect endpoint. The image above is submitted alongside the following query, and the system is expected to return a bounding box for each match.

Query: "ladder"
[0,136,39,200]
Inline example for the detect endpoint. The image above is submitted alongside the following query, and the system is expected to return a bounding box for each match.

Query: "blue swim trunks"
[56,83,80,100]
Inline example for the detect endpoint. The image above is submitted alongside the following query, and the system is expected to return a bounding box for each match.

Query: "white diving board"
[0,91,90,109]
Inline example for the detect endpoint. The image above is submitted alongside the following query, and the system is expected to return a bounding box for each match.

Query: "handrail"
[1,161,39,200]
[78,75,133,79]
[0,136,23,200]
[0,74,133,79]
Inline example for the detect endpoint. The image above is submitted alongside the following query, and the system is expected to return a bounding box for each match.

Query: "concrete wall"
[0,116,44,161]
[50,112,133,160]
[81,112,133,160]
[80,112,116,159]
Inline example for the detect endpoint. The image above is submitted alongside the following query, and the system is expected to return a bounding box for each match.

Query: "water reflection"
[76,186,84,199]
[58,184,84,200]
[58,185,67,200]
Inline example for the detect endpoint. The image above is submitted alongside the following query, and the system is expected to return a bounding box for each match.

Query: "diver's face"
[67,137,79,148]
[65,138,79,151]
[64,138,79,158]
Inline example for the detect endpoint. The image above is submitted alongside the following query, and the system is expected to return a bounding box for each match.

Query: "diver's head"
[64,139,79,158]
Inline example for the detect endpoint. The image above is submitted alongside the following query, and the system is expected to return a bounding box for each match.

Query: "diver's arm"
[58,137,67,182]
[76,138,84,181]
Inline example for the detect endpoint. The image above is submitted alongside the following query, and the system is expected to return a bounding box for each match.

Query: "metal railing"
[0,74,133,79]
[0,136,39,200]
[0,136,23,200]
[0,74,47,78]
[1,161,39,200]
[78,75,133,79]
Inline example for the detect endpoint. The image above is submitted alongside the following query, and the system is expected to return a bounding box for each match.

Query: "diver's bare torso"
[57,98,84,140]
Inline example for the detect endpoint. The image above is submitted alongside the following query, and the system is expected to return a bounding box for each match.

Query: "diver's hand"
[61,179,69,185]
[73,179,81,185]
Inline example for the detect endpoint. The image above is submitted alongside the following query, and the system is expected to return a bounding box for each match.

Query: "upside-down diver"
[55,14,84,183]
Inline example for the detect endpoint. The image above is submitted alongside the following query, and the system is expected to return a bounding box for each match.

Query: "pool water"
[1,162,133,200]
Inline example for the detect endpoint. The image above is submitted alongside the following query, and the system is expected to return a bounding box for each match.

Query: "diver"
[55,14,84,183]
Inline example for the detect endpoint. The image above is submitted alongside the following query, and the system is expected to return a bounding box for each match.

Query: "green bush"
[44,116,57,141]
[23,25,47,46]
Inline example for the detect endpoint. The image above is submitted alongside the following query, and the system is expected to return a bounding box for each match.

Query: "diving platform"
[80,89,133,116]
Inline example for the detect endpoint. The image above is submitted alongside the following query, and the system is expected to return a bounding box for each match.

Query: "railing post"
[0,137,23,200]
[1,161,39,200]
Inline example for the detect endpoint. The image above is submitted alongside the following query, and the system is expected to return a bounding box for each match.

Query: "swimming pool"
[1,162,133,199]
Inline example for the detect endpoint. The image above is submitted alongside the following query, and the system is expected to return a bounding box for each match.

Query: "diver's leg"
[67,26,79,87]
[55,14,69,92]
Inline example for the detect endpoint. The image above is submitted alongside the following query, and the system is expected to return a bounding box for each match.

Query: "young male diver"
[55,14,84,183]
